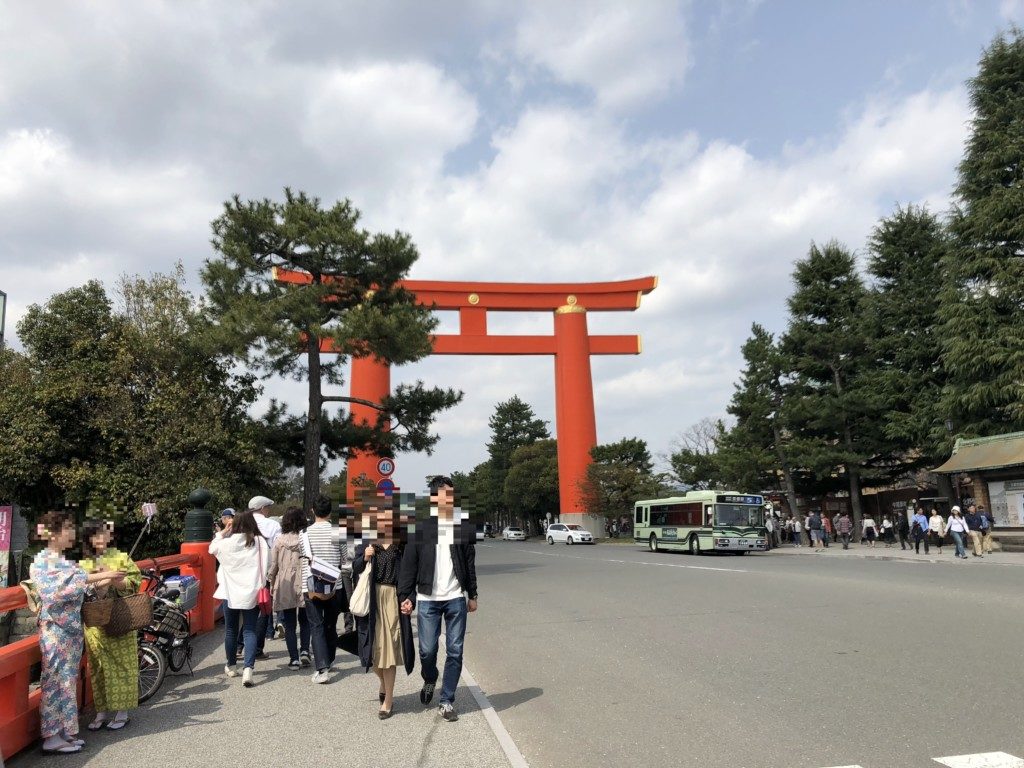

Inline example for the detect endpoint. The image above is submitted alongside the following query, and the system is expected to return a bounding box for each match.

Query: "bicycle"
[137,569,195,703]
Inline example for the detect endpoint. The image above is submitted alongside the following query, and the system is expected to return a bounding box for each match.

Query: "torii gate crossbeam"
[273,268,657,523]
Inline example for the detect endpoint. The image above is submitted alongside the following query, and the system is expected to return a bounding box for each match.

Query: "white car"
[546,523,594,545]
[502,526,526,541]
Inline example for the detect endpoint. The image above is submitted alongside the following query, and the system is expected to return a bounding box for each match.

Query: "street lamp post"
[0,288,6,349]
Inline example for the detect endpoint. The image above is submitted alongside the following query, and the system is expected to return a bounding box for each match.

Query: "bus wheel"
[689,535,700,556]
[649,534,658,552]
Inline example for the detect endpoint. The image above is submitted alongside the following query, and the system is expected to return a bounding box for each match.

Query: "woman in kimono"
[31,511,126,754]
[80,519,142,731]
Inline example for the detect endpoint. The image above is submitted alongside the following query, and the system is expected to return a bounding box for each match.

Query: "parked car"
[502,526,526,541]
[476,526,486,541]
[546,523,594,545]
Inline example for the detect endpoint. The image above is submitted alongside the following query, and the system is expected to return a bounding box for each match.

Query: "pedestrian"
[836,511,853,549]
[861,514,878,548]
[247,496,281,660]
[32,511,126,754]
[80,519,141,732]
[964,504,985,558]
[302,495,349,684]
[928,508,946,554]
[946,506,970,559]
[807,511,824,549]
[911,507,930,554]
[978,505,994,554]
[880,515,895,548]
[821,513,832,548]
[268,507,311,669]
[897,512,911,551]
[399,475,479,723]
[791,516,803,547]
[763,513,774,551]
[354,493,414,719]
[210,510,270,688]
[804,515,814,547]
[340,504,357,635]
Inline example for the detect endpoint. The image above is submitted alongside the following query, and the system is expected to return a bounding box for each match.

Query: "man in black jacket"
[399,476,478,722]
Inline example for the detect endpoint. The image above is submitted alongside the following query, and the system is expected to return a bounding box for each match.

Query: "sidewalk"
[11,625,516,768]
[768,542,1024,567]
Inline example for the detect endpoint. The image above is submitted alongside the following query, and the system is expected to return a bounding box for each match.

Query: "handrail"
[0,552,201,613]
[0,545,216,760]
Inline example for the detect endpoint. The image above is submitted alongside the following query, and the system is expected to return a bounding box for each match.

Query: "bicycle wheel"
[168,639,192,673]
[138,641,167,703]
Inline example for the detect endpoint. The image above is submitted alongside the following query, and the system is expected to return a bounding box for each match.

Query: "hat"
[951,505,961,513]
[219,508,235,517]
[248,496,275,511]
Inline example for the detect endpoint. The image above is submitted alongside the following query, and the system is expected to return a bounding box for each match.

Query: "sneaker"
[288,660,301,669]
[224,665,239,678]
[420,682,436,705]
[438,702,458,722]
[255,651,270,661]
[312,670,330,684]
[273,623,285,640]
[299,651,311,667]
[242,668,254,688]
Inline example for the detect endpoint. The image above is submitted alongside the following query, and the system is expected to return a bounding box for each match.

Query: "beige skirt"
[373,584,404,670]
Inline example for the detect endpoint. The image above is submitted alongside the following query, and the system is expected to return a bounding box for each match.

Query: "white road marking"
[933,753,1024,767]
[480,544,748,573]
[461,662,530,768]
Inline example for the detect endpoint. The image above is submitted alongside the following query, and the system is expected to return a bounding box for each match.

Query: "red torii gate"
[273,268,657,522]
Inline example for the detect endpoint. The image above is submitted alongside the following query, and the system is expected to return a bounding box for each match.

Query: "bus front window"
[715,504,756,527]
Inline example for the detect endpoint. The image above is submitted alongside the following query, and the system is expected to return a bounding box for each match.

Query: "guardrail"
[0,541,218,760]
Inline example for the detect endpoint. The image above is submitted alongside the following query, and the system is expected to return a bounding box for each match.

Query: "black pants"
[899,532,910,550]
[305,592,342,672]
[913,532,929,554]
[841,533,851,549]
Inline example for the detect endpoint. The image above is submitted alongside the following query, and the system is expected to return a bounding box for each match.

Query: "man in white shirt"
[399,476,478,723]
[248,495,281,658]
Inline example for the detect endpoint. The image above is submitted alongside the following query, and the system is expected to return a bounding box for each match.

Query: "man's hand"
[468,598,478,613]
[400,599,413,615]
[364,545,375,559]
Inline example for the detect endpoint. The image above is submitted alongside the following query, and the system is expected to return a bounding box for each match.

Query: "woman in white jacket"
[209,510,270,687]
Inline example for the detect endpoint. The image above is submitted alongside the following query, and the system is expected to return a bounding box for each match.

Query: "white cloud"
[513,0,691,109]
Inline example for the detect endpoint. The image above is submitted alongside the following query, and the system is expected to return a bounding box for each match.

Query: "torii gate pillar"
[553,305,597,518]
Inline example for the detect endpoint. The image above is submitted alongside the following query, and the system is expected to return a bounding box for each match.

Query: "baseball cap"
[248,496,275,511]
[219,508,235,517]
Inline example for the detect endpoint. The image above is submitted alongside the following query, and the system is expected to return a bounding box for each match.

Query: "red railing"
[0,542,219,760]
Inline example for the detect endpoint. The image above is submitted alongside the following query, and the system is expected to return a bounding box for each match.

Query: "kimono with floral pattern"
[80,548,142,713]
[30,550,88,738]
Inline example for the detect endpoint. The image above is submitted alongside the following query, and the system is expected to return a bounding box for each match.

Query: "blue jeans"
[224,607,260,669]
[281,607,310,662]
[951,530,966,557]
[418,597,467,706]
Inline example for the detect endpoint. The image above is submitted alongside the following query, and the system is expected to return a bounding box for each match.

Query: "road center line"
[480,544,748,573]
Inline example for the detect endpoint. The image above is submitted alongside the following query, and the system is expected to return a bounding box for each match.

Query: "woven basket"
[83,593,153,636]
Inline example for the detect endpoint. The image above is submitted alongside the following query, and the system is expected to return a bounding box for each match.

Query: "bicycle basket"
[152,603,189,637]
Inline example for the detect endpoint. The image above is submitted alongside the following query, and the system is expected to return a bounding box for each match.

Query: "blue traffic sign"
[376,478,396,497]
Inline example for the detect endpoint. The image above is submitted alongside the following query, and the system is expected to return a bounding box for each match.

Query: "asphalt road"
[464,540,1024,768]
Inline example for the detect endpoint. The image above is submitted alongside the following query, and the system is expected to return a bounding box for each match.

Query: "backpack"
[809,515,822,530]
[979,514,990,531]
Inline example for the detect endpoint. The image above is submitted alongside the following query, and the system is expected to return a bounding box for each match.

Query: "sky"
[1,1,1022,496]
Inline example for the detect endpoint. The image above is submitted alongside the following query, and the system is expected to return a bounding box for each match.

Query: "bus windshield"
[715,504,761,527]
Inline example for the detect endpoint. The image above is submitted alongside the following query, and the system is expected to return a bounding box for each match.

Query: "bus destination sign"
[717,494,763,506]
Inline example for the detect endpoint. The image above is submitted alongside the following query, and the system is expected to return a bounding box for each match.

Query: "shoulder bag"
[349,555,373,618]
[301,532,342,597]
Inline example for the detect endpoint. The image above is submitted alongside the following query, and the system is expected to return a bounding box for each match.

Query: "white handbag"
[349,557,373,617]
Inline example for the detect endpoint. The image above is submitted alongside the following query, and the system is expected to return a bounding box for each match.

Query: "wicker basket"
[83,594,153,637]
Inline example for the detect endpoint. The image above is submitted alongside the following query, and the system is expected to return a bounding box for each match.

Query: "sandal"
[87,716,108,731]
[42,744,82,755]
[107,716,130,731]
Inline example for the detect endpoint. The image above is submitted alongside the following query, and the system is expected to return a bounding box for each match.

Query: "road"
[463,540,1024,768]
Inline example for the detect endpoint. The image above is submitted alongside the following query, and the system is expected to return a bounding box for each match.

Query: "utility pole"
[0,288,7,349]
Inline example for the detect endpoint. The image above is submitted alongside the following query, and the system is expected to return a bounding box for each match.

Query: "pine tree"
[782,241,881,524]
[202,190,461,507]
[864,205,950,469]
[940,29,1024,436]
[717,323,800,516]
[481,396,550,518]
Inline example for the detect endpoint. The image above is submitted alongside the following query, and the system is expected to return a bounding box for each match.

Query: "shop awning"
[933,431,1024,473]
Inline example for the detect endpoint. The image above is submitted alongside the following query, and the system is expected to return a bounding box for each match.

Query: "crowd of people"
[765,502,996,559]
[27,475,478,755]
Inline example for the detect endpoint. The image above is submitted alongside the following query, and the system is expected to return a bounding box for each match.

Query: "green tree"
[202,190,461,507]
[782,241,882,524]
[503,439,559,526]
[582,438,668,521]
[940,29,1024,437]
[669,418,726,489]
[716,324,800,515]
[481,396,549,517]
[865,205,951,468]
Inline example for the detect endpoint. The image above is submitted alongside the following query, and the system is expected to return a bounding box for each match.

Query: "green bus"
[634,491,768,554]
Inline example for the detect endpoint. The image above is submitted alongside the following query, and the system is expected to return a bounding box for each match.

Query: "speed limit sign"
[377,458,395,476]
